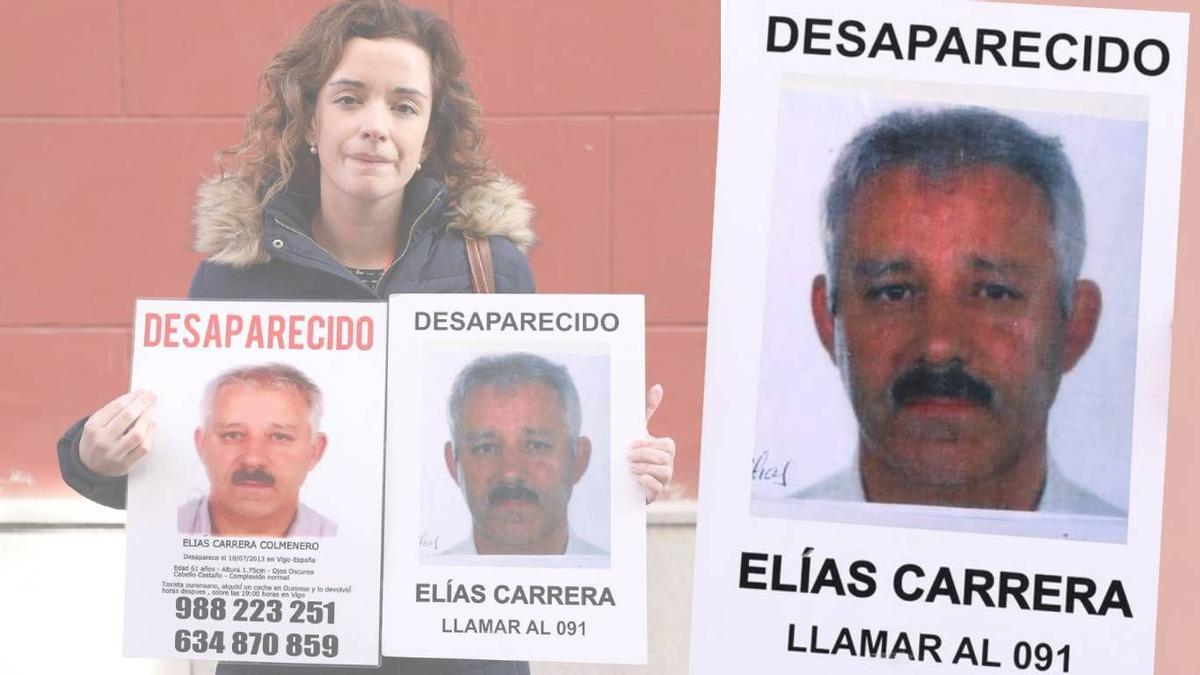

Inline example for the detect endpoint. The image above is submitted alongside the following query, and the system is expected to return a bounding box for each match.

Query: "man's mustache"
[488,483,540,506]
[891,361,994,408]
[232,466,275,486]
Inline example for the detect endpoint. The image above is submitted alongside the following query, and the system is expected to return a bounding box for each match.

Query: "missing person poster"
[692,1,1188,673]
[381,294,648,663]
[123,299,386,666]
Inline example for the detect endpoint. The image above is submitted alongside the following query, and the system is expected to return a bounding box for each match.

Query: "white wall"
[1,528,199,675]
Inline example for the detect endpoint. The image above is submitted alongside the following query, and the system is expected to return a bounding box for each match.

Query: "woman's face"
[310,37,433,207]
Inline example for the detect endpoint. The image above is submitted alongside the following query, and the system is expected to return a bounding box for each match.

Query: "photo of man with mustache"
[441,352,606,556]
[178,363,337,537]
[799,107,1124,514]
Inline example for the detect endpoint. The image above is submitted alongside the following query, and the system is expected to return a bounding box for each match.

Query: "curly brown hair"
[221,0,488,206]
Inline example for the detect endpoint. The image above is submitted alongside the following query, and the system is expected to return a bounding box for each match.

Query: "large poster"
[693,1,1188,673]
[123,300,386,666]
[381,294,648,663]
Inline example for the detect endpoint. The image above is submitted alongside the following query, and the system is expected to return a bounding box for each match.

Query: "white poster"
[382,294,648,663]
[693,1,1187,673]
[123,300,386,666]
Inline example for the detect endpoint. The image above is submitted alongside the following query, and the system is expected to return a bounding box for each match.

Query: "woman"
[57,1,676,673]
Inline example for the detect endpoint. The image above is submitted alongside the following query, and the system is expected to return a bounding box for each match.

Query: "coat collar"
[192,174,536,268]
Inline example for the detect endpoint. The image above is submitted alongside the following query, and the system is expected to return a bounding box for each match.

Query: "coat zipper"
[269,187,444,297]
[380,188,444,288]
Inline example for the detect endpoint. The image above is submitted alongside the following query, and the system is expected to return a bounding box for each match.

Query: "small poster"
[381,294,647,664]
[123,299,386,666]
[692,1,1188,673]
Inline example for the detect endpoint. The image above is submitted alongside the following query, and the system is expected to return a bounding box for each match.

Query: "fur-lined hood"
[192,174,536,269]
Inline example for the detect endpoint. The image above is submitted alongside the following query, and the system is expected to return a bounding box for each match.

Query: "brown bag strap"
[464,235,496,293]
